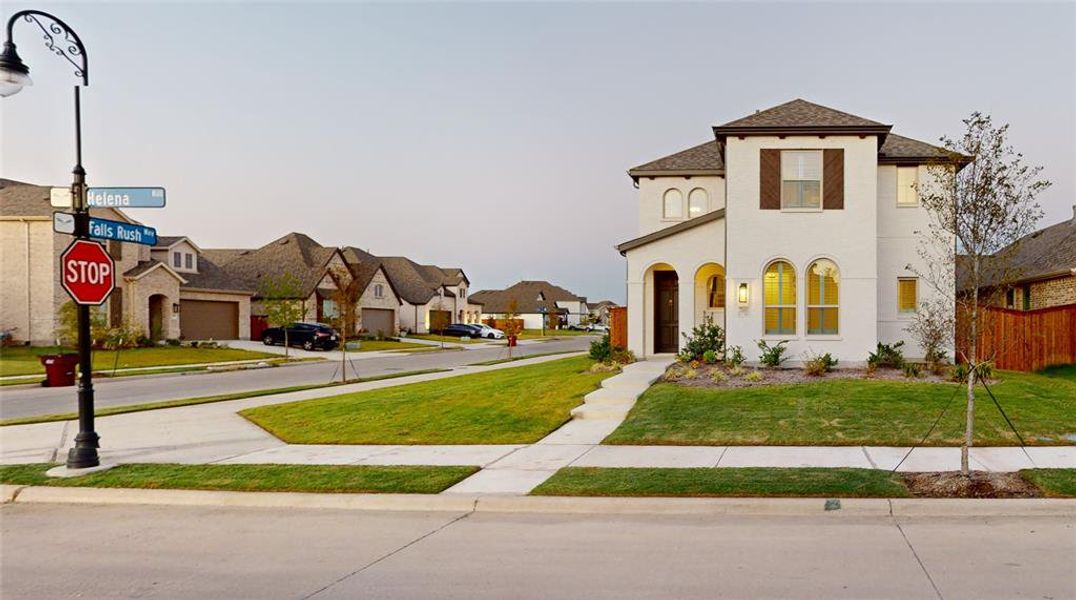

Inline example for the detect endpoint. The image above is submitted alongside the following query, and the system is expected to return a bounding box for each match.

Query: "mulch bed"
[665,363,953,389]
[903,471,1041,498]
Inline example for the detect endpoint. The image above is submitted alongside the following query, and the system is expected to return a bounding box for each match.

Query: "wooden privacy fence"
[483,318,524,332]
[957,303,1076,371]
[609,306,627,349]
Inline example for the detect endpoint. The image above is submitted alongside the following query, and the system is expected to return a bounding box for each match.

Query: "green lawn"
[0,463,476,494]
[532,467,911,498]
[241,356,611,444]
[605,369,1076,447]
[517,329,597,339]
[0,368,450,427]
[467,350,580,367]
[1020,469,1076,497]
[0,345,281,377]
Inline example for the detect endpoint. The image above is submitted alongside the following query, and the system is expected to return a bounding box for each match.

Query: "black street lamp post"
[1,11,101,469]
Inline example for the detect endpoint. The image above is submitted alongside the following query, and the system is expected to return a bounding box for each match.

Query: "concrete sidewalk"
[2,353,1073,497]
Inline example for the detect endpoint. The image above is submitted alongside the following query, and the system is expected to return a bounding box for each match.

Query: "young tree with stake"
[914,113,1049,475]
[324,264,363,383]
[260,272,307,359]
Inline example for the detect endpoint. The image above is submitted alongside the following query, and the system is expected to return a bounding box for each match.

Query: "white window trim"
[688,187,709,218]
[896,166,920,208]
[780,150,824,212]
[897,277,919,316]
[763,260,797,336]
[805,260,839,337]
[662,188,685,221]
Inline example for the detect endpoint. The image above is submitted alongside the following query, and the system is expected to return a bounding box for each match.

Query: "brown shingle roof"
[628,141,724,180]
[0,178,51,216]
[469,281,585,314]
[878,132,966,163]
[204,233,340,298]
[717,98,888,129]
[962,215,1076,290]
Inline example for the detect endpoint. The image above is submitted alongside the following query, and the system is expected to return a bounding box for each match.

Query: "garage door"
[362,308,394,337]
[181,300,239,340]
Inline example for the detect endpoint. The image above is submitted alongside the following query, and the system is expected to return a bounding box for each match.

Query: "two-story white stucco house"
[617,99,965,364]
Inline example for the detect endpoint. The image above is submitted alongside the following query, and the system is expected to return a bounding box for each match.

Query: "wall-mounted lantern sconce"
[737,283,749,305]
[172,303,181,314]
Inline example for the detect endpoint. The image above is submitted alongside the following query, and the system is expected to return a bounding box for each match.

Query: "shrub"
[682,367,699,380]
[589,362,620,373]
[100,322,145,351]
[976,361,994,380]
[756,340,789,368]
[165,338,181,346]
[950,363,969,383]
[726,345,745,368]
[804,352,838,376]
[903,362,922,378]
[709,369,728,383]
[727,365,746,377]
[744,370,764,383]
[867,341,905,369]
[663,366,684,382]
[589,334,612,362]
[609,348,636,365]
[702,349,719,364]
[678,316,725,362]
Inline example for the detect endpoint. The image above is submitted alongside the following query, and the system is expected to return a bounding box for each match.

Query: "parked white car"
[473,324,505,339]
[586,323,609,333]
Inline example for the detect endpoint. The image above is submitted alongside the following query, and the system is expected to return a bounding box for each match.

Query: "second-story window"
[662,189,683,219]
[172,252,181,268]
[374,284,384,299]
[688,188,708,217]
[781,151,822,209]
[897,167,919,207]
[185,254,193,269]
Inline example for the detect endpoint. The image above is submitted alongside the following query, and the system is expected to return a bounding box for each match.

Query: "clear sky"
[3,1,1073,303]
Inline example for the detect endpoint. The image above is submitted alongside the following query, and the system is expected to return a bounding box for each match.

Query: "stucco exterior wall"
[876,165,954,359]
[636,175,726,236]
[625,217,725,358]
[724,135,879,365]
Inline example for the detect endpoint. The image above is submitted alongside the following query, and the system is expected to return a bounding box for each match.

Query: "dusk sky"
[3,1,1073,303]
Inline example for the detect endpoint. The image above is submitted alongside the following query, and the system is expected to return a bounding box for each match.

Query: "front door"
[654,271,679,354]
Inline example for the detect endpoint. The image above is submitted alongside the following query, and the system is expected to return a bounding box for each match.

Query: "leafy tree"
[259,272,307,358]
[502,298,523,358]
[915,112,1050,475]
[55,301,107,348]
[324,265,363,383]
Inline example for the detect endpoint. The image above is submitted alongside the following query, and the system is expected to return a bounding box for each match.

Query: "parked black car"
[438,323,482,338]
[262,322,339,350]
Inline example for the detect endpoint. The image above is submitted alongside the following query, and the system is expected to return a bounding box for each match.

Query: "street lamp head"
[0,41,32,97]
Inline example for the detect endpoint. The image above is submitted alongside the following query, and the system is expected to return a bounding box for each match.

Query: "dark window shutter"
[823,149,844,209]
[760,149,781,209]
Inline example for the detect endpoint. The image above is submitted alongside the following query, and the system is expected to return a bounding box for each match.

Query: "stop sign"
[61,239,115,305]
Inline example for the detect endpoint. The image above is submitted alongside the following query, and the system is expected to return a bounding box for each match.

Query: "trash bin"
[507,335,518,347]
[39,354,79,387]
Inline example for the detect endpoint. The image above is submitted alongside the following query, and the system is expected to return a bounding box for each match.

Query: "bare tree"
[324,264,363,383]
[915,112,1049,475]
[260,272,307,358]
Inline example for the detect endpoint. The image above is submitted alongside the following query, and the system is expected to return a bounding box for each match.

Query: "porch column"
[677,270,693,354]
[627,280,645,358]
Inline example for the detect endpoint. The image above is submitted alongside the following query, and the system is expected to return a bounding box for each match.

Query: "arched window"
[663,189,683,219]
[688,188,708,217]
[764,261,796,335]
[807,259,839,335]
[707,274,725,308]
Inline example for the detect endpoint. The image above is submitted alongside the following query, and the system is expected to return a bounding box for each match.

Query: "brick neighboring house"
[962,206,1076,310]
[0,179,253,344]
[346,249,481,334]
[471,281,590,329]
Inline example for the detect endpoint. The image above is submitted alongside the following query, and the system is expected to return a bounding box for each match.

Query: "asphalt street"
[0,337,591,419]
[2,503,1072,599]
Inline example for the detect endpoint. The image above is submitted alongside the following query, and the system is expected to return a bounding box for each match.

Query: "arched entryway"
[148,294,167,341]
[694,263,726,330]
[648,264,679,354]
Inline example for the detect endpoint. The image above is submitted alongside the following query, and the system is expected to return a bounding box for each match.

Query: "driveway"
[0,337,593,420]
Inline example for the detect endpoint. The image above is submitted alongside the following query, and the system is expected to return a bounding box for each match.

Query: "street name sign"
[50,187,72,208]
[52,211,75,235]
[87,187,166,208]
[61,240,114,305]
[88,216,158,246]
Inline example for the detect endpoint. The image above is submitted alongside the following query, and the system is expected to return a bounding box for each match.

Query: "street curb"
[7,486,1076,516]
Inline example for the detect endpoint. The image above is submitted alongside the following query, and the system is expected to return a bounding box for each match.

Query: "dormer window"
[185,254,193,270]
[781,151,822,209]
[173,252,181,268]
